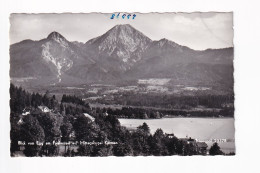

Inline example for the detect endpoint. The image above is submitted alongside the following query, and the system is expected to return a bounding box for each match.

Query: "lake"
[119,118,235,153]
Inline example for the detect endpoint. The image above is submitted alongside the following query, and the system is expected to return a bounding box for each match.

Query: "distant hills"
[10,24,233,88]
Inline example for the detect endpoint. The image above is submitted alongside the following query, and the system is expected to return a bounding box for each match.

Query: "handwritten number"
[110,14,115,19]
[110,13,136,19]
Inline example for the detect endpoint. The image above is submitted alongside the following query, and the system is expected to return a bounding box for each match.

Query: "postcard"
[9,12,234,157]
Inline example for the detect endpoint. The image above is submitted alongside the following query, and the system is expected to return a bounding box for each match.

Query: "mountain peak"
[85,24,152,70]
[88,24,152,49]
[47,31,69,47]
[47,31,65,40]
[155,38,180,48]
[107,24,138,36]
[160,38,168,42]
[113,24,132,29]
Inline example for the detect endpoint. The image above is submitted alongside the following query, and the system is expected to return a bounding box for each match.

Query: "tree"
[73,115,99,141]
[10,115,21,155]
[130,123,151,155]
[149,128,168,156]
[34,93,43,107]
[20,115,45,156]
[209,143,224,155]
[153,128,165,140]
[60,117,73,142]
[60,103,65,115]
[10,84,27,113]
[9,83,17,113]
[91,145,113,156]
[113,143,133,156]
[36,113,62,156]
[50,95,58,110]
[36,113,62,142]
[137,122,150,136]
[77,145,93,156]
[60,116,74,154]
[164,136,179,155]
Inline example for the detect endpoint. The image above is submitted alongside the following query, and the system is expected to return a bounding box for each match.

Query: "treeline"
[97,106,234,119]
[61,94,86,106]
[11,112,214,156]
[60,103,90,116]
[10,83,59,113]
[106,107,162,119]
[75,116,201,156]
[10,83,90,116]
[98,93,234,109]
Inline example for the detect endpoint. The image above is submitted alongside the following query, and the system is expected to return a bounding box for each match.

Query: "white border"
[1,0,260,173]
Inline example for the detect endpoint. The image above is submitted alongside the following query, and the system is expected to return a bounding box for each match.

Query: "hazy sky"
[10,12,233,50]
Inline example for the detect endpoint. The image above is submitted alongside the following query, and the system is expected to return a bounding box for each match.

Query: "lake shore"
[119,117,235,153]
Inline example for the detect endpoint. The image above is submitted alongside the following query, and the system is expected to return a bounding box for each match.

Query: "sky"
[10,12,233,50]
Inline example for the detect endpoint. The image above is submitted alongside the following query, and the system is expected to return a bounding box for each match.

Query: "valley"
[13,77,234,119]
[9,24,234,118]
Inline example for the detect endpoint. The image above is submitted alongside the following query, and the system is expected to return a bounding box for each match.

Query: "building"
[22,107,31,115]
[166,133,175,139]
[180,137,208,155]
[180,137,196,145]
[83,113,95,122]
[17,118,24,125]
[196,142,208,155]
[38,106,50,113]
[69,131,76,139]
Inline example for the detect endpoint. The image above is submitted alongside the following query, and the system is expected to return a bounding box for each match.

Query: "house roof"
[180,137,195,142]
[166,133,175,137]
[17,118,24,125]
[38,106,49,109]
[83,113,95,121]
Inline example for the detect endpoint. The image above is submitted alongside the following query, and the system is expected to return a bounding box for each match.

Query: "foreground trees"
[20,115,45,156]
[209,143,224,155]
[10,83,227,156]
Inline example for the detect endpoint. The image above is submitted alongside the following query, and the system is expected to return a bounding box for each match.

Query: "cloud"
[9,13,233,50]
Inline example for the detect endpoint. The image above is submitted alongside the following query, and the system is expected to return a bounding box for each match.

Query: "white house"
[83,113,95,122]
[22,107,31,115]
[22,111,30,116]
[38,106,50,113]
[17,118,24,125]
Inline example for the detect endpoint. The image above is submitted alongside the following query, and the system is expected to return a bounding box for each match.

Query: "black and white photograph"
[9,12,235,157]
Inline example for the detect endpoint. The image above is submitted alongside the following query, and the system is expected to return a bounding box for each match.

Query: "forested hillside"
[10,83,228,156]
